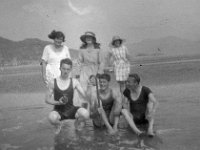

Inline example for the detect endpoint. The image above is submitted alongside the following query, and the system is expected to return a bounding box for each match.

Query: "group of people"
[41,30,158,137]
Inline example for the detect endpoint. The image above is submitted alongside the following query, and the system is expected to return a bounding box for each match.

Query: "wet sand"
[0,59,200,150]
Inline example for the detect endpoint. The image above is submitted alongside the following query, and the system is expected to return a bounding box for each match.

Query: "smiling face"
[99,78,109,91]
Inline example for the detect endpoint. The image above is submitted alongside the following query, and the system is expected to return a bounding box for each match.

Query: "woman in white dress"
[41,30,71,85]
[108,36,130,93]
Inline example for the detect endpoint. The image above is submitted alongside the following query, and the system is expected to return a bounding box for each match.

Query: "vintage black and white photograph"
[0,0,200,150]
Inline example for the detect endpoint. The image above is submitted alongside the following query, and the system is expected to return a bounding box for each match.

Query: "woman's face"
[113,40,121,47]
[85,36,94,44]
[54,37,63,47]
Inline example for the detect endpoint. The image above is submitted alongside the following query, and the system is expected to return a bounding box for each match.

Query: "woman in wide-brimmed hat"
[108,35,130,93]
[74,31,104,107]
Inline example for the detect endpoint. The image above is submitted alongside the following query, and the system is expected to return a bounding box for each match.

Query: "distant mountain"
[127,36,200,57]
[0,37,79,65]
[1,36,200,66]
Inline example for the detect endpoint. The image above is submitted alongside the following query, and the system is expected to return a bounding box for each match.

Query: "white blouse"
[41,44,71,80]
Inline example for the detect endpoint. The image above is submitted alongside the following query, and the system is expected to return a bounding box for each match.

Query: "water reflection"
[54,120,163,150]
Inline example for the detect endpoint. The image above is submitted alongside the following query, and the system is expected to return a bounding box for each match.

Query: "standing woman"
[108,36,130,93]
[75,31,103,107]
[41,30,71,85]
[78,31,103,91]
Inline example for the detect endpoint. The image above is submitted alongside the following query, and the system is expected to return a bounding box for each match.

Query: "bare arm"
[112,89,123,115]
[97,50,104,74]
[73,79,89,102]
[104,50,114,72]
[41,60,47,83]
[125,46,131,62]
[41,46,49,84]
[147,93,159,116]
[45,80,65,105]
[45,89,63,106]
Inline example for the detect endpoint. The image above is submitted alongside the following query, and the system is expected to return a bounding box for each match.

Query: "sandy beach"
[0,57,200,150]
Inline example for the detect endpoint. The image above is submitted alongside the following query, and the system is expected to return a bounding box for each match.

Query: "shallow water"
[0,82,200,150]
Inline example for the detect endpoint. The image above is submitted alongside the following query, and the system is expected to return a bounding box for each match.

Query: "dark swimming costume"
[123,86,152,125]
[54,78,79,120]
[100,89,115,116]
[92,89,115,128]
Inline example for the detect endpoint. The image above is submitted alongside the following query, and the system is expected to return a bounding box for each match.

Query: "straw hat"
[111,36,125,46]
[80,31,96,43]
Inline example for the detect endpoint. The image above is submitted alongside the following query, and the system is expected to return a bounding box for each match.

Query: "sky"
[1,0,200,49]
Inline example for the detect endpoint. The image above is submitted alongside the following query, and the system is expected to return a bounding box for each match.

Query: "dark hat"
[111,36,125,46]
[80,31,96,43]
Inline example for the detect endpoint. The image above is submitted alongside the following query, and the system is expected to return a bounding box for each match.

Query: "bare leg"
[98,108,116,135]
[74,108,89,130]
[121,109,142,135]
[48,111,62,134]
[109,105,121,132]
[112,116,119,132]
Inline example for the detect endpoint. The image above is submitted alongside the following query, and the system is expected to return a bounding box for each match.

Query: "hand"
[58,97,66,105]
[97,107,103,114]
[107,128,117,135]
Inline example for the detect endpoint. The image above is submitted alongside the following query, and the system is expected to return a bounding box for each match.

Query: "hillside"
[0,37,79,65]
[1,36,200,66]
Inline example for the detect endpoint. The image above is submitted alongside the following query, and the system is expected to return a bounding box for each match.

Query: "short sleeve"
[72,78,81,89]
[123,88,130,98]
[41,45,49,62]
[63,45,71,59]
[47,78,54,92]
[143,86,152,96]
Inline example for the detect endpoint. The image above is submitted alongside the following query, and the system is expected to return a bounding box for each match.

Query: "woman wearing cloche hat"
[74,31,104,107]
[108,35,130,93]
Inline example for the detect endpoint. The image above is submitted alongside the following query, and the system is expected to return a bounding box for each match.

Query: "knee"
[76,108,90,120]
[48,111,60,124]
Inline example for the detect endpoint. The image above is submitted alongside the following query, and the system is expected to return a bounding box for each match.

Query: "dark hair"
[48,30,65,42]
[129,73,140,84]
[80,42,101,49]
[99,73,111,82]
[60,58,73,67]
[112,39,122,46]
